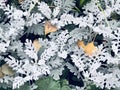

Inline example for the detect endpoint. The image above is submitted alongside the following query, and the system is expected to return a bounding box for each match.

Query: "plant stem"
[97,1,110,27]
[28,0,39,14]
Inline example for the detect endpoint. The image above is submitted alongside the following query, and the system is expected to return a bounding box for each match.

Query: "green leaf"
[61,86,71,90]
[0,88,12,90]
[60,79,71,90]
[15,83,30,90]
[35,77,72,90]
[79,0,91,7]
[80,0,85,6]
[36,77,60,90]
[60,79,69,86]
[86,84,108,90]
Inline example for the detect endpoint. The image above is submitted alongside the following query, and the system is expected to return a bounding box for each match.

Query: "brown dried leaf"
[2,64,14,76]
[33,39,41,51]
[0,67,4,78]
[18,0,24,3]
[44,21,57,35]
[77,40,98,56]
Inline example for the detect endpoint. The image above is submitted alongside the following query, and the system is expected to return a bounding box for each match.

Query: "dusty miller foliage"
[0,0,120,90]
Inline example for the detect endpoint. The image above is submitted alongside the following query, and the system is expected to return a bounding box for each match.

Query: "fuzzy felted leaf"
[44,21,57,35]
[77,40,98,56]
[33,39,41,52]
[27,24,44,35]
[50,66,64,80]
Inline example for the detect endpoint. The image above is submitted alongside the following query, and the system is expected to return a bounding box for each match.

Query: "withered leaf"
[33,39,41,51]
[77,40,98,56]
[44,21,57,35]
